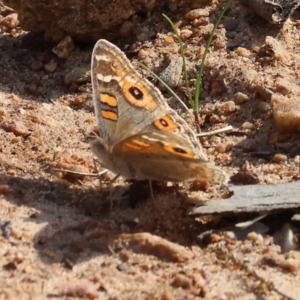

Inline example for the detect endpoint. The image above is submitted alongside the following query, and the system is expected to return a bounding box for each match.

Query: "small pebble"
[236,47,251,57]
[44,60,57,73]
[172,274,191,289]
[159,55,183,88]
[272,153,288,163]
[72,97,84,106]
[192,17,209,27]
[15,252,24,263]
[64,66,91,85]
[10,227,22,239]
[0,24,8,32]
[119,21,134,37]
[209,136,221,145]
[11,136,21,144]
[52,36,75,59]
[26,83,39,96]
[234,92,249,104]
[6,169,16,176]
[136,26,150,42]
[163,35,175,44]
[241,121,253,129]
[217,101,236,116]
[137,49,150,59]
[201,103,215,115]
[0,185,9,196]
[1,120,29,136]
[226,143,234,151]
[0,13,19,29]
[274,77,291,95]
[257,101,271,112]
[180,29,193,40]
[206,147,214,155]
[283,258,300,274]
[30,61,44,71]
[209,114,221,124]
[0,220,11,238]
[215,143,226,153]
[55,280,98,299]
[213,36,226,49]
[185,8,209,20]
[247,232,264,244]
[0,108,7,116]
[190,180,208,191]
[294,20,300,27]
[272,94,300,132]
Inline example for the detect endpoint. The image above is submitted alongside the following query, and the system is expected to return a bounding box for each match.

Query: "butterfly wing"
[91,40,207,160]
[111,131,228,183]
[91,39,227,184]
[92,39,169,141]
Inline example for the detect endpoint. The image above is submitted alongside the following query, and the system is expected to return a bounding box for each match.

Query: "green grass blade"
[163,14,193,107]
[194,0,233,111]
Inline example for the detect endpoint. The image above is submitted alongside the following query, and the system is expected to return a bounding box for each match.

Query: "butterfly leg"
[148,180,160,210]
[93,158,107,191]
[109,174,120,213]
[92,158,119,213]
[149,179,154,201]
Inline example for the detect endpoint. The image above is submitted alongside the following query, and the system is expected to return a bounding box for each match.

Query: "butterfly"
[89,39,228,184]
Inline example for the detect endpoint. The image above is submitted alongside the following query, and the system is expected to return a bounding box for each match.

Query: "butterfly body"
[90,39,228,184]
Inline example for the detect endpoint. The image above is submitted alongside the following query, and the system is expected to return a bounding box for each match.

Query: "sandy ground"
[1,1,300,299]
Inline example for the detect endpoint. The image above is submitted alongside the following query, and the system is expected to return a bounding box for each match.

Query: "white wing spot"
[95,54,109,62]
[141,135,160,142]
[97,73,120,83]
[152,132,167,138]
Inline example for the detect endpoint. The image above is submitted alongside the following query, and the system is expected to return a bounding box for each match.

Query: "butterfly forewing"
[90,39,228,184]
[92,40,169,141]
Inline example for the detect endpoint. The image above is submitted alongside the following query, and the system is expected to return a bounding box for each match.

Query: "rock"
[159,55,183,89]
[215,143,227,154]
[0,185,9,196]
[52,36,75,59]
[185,8,209,20]
[180,29,193,40]
[272,153,288,164]
[234,92,249,104]
[236,47,251,57]
[241,121,253,130]
[240,0,300,24]
[272,94,300,132]
[64,66,91,86]
[1,120,29,136]
[30,61,43,71]
[2,0,164,42]
[52,280,98,299]
[260,36,290,63]
[44,59,57,73]
[0,12,19,29]
[114,232,192,263]
[2,0,210,42]
[257,101,271,113]
[216,101,236,116]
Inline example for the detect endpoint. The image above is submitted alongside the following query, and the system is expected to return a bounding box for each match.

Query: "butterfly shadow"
[1,173,203,267]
